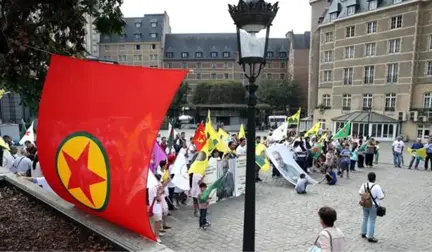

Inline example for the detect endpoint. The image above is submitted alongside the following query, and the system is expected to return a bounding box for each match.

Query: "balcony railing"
[342,106,351,111]
[362,106,372,111]
[384,107,396,112]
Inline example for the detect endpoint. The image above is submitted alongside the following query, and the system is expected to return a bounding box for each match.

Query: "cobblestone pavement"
[160,162,432,251]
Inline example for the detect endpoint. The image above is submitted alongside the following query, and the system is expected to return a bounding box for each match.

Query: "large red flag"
[37,55,187,241]
[192,122,206,151]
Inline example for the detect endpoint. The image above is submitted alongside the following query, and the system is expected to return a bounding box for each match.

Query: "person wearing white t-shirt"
[236,138,247,156]
[358,172,385,243]
[186,140,196,167]
[392,136,404,168]
[148,183,163,243]
[2,147,16,171]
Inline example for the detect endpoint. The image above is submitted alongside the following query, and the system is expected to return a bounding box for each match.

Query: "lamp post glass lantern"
[228,0,278,251]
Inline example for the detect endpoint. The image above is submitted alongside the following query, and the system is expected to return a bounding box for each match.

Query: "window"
[319,119,326,129]
[279,52,287,58]
[181,63,187,69]
[267,73,272,79]
[322,94,331,107]
[119,45,125,51]
[323,51,333,62]
[342,94,352,110]
[196,62,201,68]
[323,70,332,82]
[391,16,403,29]
[267,51,274,57]
[280,73,286,79]
[210,52,218,58]
[280,62,286,68]
[429,35,432,50]
[424,93,432,108]
[165,63,172,68]
[166,52,173,58]
[323,32,333,43]
[364,66,375,84]
[363,94,373,108]
[119,55,127,61]
[365,43,376,56]
[134,55,142,61]
[135,45,141,50]
[347,6,356,15]
[196,73,201,80]
[134,33,142,39]
[151,44,156,50]
[104,45,109,52]
[135,22,141,28]
[385,93,396,111]
[195,52,203,58]
[367,21,377,33]
[224,73,229,79]
[393,0,402,4]
[150,33,158,38]
[344,46,354,59]
[181,52,188,58]
[389,39,401,53]
[330,12,338,21]
[151,22,157,27]
[369,0,377,10]
[427,61,432,76]
[387,63,399,83]
[346,26,355,38]
[343,68,353,85]
[211,63,217,69]
[223,52,230,58]
[417,125,430,139]
[150,54,158,60]
[211,73,216,79]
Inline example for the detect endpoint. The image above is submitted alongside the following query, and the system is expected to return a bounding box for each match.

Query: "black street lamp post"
[228,1,278,251]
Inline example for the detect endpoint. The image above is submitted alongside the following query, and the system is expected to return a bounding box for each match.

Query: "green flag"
[358,141,368,152]
[311,144,323,159]
[199,173,227,203]
[333,122,350,140]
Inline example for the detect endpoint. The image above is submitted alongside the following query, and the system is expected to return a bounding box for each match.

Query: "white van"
[268,115,287,128]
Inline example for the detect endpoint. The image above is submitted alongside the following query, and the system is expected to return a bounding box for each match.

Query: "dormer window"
[134,33,142,39]
[166,52,174,58]
[279,52,287,58]
[347,6,356,15]
[181,52,189,58]
[135,22,141,28]
[223,52,230,58]
[210,52,218,58]
[330,12,338,21]
[150,33,158,38]
[151,22,157,27]
[267,52,274,57]
[368,0,377,10]
[195,52,203,58]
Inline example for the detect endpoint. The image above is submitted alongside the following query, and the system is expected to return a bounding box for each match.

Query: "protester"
[374,141,380,164]
[294,173,309,194]
[10,148,32,176]
[392,136,404,168]
[350,142,358,172]
[357,139,365,169]
[408,138,423,170]
[24,140,37,161]
[425,138,432,170]
[3,145,16,171]
[365,138,376,168]
[236,138,247,156]
[191,171,205,217]
[198,182,211,230]
[148,180,163,243]
[339,143,352,179]
[358,172,385,243]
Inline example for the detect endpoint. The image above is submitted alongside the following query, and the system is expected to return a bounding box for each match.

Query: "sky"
[120,0,311,38]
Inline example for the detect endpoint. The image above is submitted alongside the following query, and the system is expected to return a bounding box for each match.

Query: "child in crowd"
[324,148,335,171]
[197,182,211,230]
[339,143,352,179]
[191,172,206,217]
[350,142,358,172]
[319,167,337,185]
[374,141,380,164]
[295,173,310,194]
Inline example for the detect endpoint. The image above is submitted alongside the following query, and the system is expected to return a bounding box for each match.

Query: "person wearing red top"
[160,137,168,152]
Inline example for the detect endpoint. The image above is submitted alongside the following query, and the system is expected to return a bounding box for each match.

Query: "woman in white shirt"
[10,148,32,176]
[208,150,220,169]
[358,172,385,243]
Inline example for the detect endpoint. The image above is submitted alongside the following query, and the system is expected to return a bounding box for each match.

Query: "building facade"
[83,14,101,57]
[98,12,311,116]
[309,0,432,141]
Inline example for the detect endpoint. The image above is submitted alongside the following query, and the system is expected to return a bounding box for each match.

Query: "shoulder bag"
[308,230,333,252]
[367,185,386,217]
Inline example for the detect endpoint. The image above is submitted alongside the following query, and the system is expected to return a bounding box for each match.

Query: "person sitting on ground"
[319,167,337,185]
[294,173,310,194]
[10,148,32,176]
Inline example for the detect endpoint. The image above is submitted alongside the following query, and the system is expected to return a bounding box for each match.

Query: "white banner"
[267,144,317,186]
[216,159,235,202]
[171,149,190,191]
[203,158,219,204]
[232,156,246,197]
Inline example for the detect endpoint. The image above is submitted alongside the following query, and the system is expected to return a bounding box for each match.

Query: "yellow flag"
[407,147,426,160]
[287,108,301,125]
[161,169,170,182]
[188,142,209,175]
[255,143,270,172]
[218,128,231,143]
[0,137,10,151]
[238,124,246,139]
[304,122,321,137]
[206,110,230,153]
[318,133,327,143]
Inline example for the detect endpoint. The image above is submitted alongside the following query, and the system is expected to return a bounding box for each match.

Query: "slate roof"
[291,32,311,49]
[321,0,414,24]
[100,14,165,43]
[163,33,290,61]
[332,111,399,123]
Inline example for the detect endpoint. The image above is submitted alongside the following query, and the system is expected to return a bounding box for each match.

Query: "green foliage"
[193,80,246,104]
[171,82,190,108]
[257,77,299,112]
[0,0,126,111]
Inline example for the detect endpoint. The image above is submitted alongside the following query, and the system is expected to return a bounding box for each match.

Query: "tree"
[257,77,299,113]
[192,80,246,104]
[168,81,190,117]
[0,0,126,111]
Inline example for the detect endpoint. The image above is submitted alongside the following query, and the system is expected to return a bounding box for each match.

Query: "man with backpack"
[358,172,385,243]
